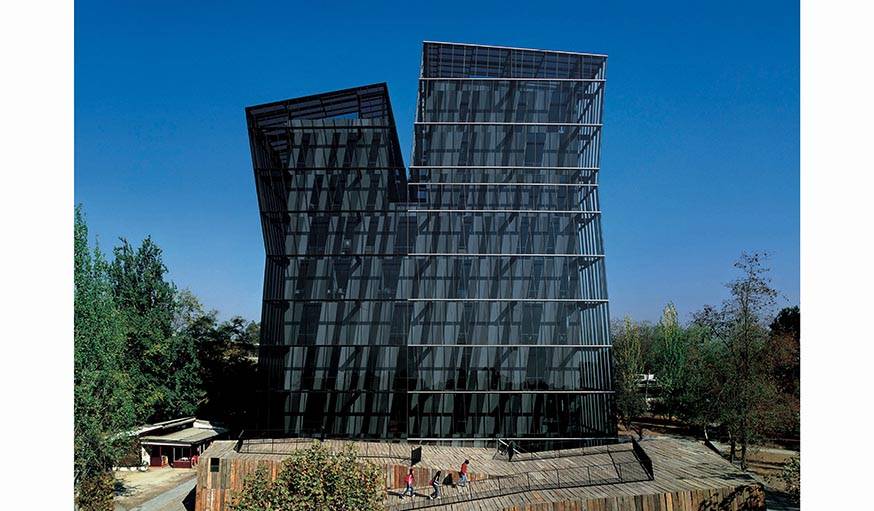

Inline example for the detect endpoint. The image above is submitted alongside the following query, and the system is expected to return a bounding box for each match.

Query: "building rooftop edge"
[422,41,608,58]
[245,82,391,114]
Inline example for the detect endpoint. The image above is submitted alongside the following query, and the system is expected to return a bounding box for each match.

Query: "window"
[308,216,329,254]
[394,216,417,253]
[523,132,546,166]
[521,304,543,342]
[459,214,474,251]
[389,303,412,345]
[299,303,322,346]
[210,458,220,473]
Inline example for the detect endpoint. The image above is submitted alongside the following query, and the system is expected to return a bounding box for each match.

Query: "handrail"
[494,437,621,462]
[385,459,650,510]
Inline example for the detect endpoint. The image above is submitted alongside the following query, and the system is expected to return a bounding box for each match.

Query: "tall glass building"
[247,42,615,446]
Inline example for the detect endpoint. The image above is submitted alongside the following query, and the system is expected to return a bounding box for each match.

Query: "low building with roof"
[134,417,227,469]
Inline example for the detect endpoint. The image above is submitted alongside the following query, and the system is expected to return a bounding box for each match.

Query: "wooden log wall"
[197,455,765,511]
[195,457,486,511]
[532,485,766,511]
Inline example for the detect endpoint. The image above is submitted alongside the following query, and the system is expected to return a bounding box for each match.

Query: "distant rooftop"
[140,427,222,447]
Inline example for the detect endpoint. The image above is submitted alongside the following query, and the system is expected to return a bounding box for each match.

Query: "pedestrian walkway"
[200,436,765,511]
[382,443,649,510]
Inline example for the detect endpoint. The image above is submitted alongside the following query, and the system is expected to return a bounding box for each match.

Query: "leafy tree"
[612,317,647,435]
[650,303,690,418]
[722,252,783,469]
[231,442,383,511]
[768,306,800,437]
[109,237,202,422]
[173,289,259,431]
[691,253,785,469]
[676,320,725,437]
[203,316,259,429]
[74,206,137,510]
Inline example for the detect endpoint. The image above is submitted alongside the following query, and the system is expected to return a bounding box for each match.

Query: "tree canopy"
[74,207,138,510]
[74,205,260,508]
[611,252,799,470]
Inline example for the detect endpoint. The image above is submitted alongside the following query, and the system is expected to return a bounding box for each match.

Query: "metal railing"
[493,437,620,462]
[385,460,651,510]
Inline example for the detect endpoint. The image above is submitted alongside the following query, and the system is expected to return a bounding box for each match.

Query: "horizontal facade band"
[255,389,613,397]
[408,253,604,257]
[407,344,612,348]
[408,209,600,214]
[406,298,609,303]
[263,298,609,303]
[416,182,598,187]
[260,209,600,215]
[415,121,602,127]
[256,124,395,130]
[407,390,614,394]
[266,253,606,258]
[419,77,605,82]
[409,165,599,170]
[257,166,599,172]
[255,166,406,172]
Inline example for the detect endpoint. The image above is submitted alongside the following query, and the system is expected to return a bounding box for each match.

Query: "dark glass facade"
[248,42,615,445]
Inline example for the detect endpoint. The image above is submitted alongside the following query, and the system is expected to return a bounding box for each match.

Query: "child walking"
[429,470,442,500]
[458,459,470,487]
[400,468,414,499]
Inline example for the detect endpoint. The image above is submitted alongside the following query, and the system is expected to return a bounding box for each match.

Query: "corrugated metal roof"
[140,427,221,446]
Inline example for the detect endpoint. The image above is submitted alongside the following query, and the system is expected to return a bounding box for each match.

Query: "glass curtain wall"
[247,84,411,438]
[248,43,616,447]
[406,42,615,444]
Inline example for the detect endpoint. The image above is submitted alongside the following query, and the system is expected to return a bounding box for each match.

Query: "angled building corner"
[247,83,411,438]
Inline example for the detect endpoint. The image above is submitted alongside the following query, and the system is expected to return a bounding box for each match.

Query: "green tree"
[693,253,784,469]
[677,318,725,438]
[768,306,800,437]
[613,317,647,435]
[74,206,137,510]
[650,303,690,419]
[200,315,259,431]
[231,442,383,511]
[109,237,202,422]
[173,289,259,431]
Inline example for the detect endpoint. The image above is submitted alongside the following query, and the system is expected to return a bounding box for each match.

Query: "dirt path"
[114,468,196,511]
[123,478,196,511]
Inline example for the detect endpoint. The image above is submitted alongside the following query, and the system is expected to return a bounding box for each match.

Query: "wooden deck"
[195,436,764,511]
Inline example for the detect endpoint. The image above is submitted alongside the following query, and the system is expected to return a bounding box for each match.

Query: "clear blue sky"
[75,0,799,323]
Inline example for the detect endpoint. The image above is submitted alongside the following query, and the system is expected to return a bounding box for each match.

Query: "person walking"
[400,468,414,499]
[458,459,470,487]
[429,470,442,500]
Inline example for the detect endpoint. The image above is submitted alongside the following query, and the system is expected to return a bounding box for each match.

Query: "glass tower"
[248,42,615,446]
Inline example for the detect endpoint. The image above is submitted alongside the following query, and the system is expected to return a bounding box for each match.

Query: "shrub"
[778,455,800,503]
[231,442,383,511]
[76,472,115,511]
